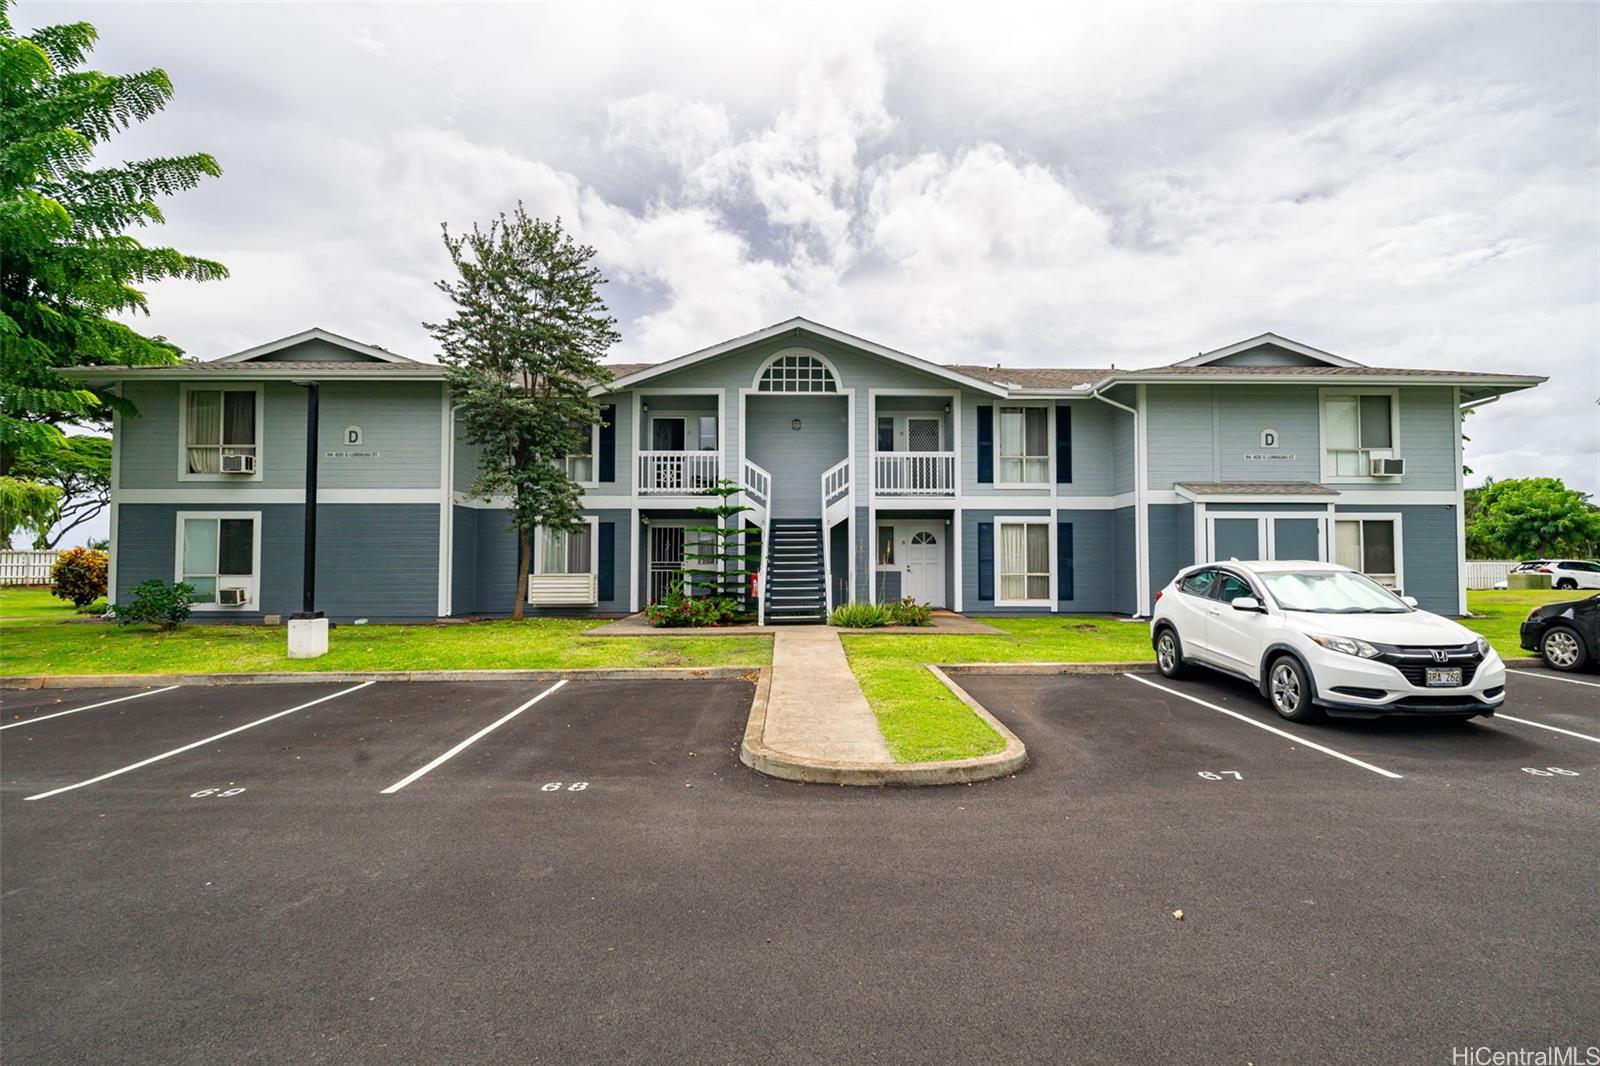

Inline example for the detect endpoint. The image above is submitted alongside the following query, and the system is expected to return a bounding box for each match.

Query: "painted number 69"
[190,787,246,798]
[540,782,588,792]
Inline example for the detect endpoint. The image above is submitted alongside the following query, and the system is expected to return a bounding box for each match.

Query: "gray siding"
[115,503,440,621]
[1337,504,1460,614]
[744,395,847,517]
[119,380,445,492]
[1147,502,1194,604]
[1112,506,1137,614]
[247,338,388,363]
[470,507,632,617]
[451,506,478,615]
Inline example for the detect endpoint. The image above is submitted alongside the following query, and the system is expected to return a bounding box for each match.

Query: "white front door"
[898,522,946,608]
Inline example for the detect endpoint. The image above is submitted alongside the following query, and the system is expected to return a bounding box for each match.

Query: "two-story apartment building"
[73,318,1542,624]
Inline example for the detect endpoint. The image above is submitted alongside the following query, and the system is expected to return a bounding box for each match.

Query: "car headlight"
[1475,636,1491,656]
[1310,633,1382,659]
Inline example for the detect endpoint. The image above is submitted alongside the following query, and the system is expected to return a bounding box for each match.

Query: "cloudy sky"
[27,1,1600,548]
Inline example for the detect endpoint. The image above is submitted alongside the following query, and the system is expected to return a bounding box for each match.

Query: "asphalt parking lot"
[2,669,1596,1064]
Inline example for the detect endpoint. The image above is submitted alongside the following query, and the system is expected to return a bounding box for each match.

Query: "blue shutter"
[597,404,616,483]
[976,406,994,483]
[977,522,994,601]
[1057,522,1074,601]
[597,522,615,602]
[1055,405,1072,484]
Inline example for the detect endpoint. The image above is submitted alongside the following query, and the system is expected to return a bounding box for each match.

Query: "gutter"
[1088,383,1148,619]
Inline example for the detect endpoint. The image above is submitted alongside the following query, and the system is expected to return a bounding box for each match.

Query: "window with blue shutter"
[976,406,994,483]
[1055,405,1072,484]
[597,405,616,483]
[597,522,615,601]
[977,521,994,601]
[1057,522,1074,600]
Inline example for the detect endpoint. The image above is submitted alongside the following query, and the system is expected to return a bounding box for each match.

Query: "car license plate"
[1425,667,1463,687]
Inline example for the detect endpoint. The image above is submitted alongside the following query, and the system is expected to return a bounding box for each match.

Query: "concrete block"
[288,617,329,659]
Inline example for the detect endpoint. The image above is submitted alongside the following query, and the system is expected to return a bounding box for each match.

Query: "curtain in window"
[1333,520,1362,571]
[566,524,592,574]
[1000,523,1026,600]
[540,526,593,575]
[182,518,219,599]
[222,391,255,449]
[999,409,1023,482]
[1025,524,1050,600]
[186,391,222,473]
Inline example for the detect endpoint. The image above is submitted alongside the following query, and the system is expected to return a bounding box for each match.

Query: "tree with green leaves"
[427,205,619,619]
[1,1,226,489]
[684,479,759,616]
[1465,477,1600,559]
[10,433,109,547]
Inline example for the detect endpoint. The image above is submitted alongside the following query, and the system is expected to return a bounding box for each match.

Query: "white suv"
[1150,561,1505,722]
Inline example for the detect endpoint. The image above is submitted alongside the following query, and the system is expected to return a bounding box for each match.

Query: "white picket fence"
[0,549,58,586]
[1466,560,1519,589]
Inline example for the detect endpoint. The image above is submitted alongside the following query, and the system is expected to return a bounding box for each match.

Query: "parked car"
[1493,559,1600,590]
[1150,560,1505,722]
[1520,593,1599,672]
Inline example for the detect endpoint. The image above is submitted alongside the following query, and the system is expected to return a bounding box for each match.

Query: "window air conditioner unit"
[218,587,248,606]
[1369,456,1405,477]
[220,453,256,474]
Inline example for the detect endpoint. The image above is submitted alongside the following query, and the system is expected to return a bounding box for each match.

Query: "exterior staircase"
[764,519,827,624]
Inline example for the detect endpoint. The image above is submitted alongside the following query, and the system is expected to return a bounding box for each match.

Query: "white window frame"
[173,510,262,611]
[533,515,599,577]
[751,348,842,393]
[1319,387,1401,483]
[993,515,1055,607]
[1332,513,1405,591]
[995,404,1053,488]
[563,423,599,487]
[177,383,264,482]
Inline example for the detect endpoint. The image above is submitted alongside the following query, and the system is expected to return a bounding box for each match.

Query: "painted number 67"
[1198,771,1243,781]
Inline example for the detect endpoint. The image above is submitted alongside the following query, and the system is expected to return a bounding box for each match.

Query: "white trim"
[214,326,416,364]
[992,402,1054,489]
[751,346,844,393]
[601,316,1008,397]
[1153,487,1459,506]
[1174,332,1362,368]
[177,382,265,482]
[121,488,443,504]
[1453,385,1468,615]
[173,510,262,611]
[992,514,1055,609]
[1134,385,1150,613]
[437,391,454,617]
[532,515,600,577]
[628,507,640,612]
[108,393,121,603]
[1330,511,1406,591]
[1202,511,1327,564]
[1318,386,1402,484]
[952,505,964,613]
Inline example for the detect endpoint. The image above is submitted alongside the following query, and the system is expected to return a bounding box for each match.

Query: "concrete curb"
[0,666,760,690]
[738,665,1029,787]
[938,660,1157,676]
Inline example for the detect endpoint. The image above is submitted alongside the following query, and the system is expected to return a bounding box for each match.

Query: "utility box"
[1507,571,1552,590]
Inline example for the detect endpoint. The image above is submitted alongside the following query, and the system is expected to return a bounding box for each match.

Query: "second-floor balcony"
[873,452,957,496]
[637,450,721,494]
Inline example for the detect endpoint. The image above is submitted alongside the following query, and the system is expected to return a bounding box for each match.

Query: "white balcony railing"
[637,450,720,495]
[873,452,956,495]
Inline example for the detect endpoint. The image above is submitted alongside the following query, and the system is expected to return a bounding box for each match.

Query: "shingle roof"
[1176,481,1340,496]
[1127,364,1541,382]
[947,365,1110,389]
[172,361,445,372]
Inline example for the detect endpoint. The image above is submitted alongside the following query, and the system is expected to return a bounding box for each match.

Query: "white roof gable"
[213,327,416,364]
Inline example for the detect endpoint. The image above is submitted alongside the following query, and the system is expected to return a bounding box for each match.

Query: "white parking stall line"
[380,680,567,795]
[1494,714,1600,745]
[1,686,181,731]
[1124,673,1403,780]
[1508,669,1600,690]
[23,682,376,802]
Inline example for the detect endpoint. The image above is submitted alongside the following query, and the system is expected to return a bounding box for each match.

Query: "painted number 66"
[540,782,588,792]
[1521,767,1580,777]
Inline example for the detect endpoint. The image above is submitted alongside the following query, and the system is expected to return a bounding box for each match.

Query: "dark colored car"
[1520,594,1600,672]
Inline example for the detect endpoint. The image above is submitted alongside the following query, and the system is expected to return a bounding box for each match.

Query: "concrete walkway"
[762,627,892,763]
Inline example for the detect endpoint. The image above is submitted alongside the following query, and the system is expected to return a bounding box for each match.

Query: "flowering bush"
[50,547,108,607]
[645,580,743,628]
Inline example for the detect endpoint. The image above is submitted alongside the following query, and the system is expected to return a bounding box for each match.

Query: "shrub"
[112,579,196,630]
[50,547,108,607]
[829,602,892,628]
[75,598,109,616]
[645,580,743,628]
[887,596,933,627]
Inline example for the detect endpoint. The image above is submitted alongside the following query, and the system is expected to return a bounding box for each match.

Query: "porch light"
[792,418,802,430]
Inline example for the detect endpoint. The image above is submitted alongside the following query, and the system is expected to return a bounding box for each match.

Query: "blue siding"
[1337,504,1460,614]
[471,507,632,617]
[116,503,440,621]
[1112,506,1137,614]
[744,395,847,517]
[451,506,478,615]
[1147,502,1194,605]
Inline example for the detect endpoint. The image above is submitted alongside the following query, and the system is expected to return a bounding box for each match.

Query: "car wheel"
[1540,626,1590,672]
[1554,578,1578,590]
[1155,626,1189,679]
[1266,655,1321,722]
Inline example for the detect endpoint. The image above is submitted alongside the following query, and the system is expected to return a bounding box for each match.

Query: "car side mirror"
[1231,596,1264,613]
[1401,595,1418,608]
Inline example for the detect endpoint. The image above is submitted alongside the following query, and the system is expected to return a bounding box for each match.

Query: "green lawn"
[0,587,770,676]
[1461,587,1585,660]
[843,617,1155,763]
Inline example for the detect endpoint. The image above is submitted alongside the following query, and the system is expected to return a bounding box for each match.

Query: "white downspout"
[1456,392,1499,615]
[1089,384,1147,618]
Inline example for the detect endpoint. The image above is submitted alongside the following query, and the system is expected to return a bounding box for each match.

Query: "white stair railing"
[742,459,774,625]
[820,458,851,613]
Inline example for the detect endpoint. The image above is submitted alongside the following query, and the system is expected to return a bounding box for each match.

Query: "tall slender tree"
[0,0,226,532]
[427,205,619,618]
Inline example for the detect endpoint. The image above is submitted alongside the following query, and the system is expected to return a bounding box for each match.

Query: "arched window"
[757,353,837,393]
[911,531,937,545]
